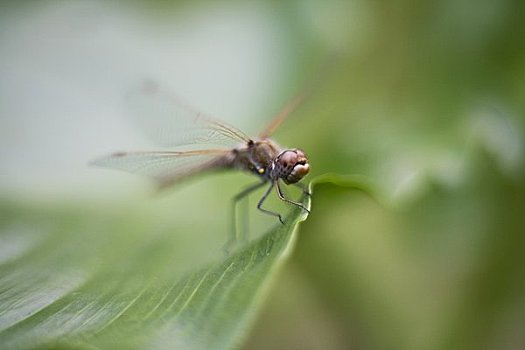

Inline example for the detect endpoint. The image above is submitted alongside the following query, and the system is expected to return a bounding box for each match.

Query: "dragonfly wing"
[259,88,309,139]
[91,149,233,188]
[259,57,334,138]
[126,81,251,148]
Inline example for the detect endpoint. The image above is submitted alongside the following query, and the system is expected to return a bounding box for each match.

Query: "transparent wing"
[126,81,251,148]
[259,56,333,138]
[259,87,309,139]
[91,149,232,187]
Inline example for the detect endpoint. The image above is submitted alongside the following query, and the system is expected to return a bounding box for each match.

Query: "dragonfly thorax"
[271,149,310,184]
[232,141,309,184]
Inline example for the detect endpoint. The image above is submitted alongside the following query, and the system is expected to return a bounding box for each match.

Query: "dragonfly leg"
[293,182,311,197]
[257,182,284,224]
[276,181,311,214]
[224,180,267,254]
[239,194,249,243]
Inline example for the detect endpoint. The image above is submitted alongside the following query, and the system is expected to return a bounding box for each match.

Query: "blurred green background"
[1,1,524,349]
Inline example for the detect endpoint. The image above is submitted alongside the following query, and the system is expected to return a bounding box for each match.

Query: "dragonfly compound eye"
[277,149,310,184]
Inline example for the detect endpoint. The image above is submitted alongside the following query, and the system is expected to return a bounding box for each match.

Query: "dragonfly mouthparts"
[274,149,310,184]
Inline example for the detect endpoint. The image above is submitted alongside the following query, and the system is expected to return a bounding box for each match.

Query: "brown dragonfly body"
[92,81,310,245]
[230,139,309,184]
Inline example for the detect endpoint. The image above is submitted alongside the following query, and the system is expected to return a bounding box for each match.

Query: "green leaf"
[0,190,311,350]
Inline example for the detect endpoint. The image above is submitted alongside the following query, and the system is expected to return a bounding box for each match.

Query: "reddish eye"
[280,151,298,167]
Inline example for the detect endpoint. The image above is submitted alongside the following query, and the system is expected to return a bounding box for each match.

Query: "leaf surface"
[0,190,311,350]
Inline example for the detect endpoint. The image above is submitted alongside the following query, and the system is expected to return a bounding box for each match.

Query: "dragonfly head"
[273,149,310,184]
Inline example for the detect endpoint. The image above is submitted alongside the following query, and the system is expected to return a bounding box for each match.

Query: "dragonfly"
[91,81,311,247]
